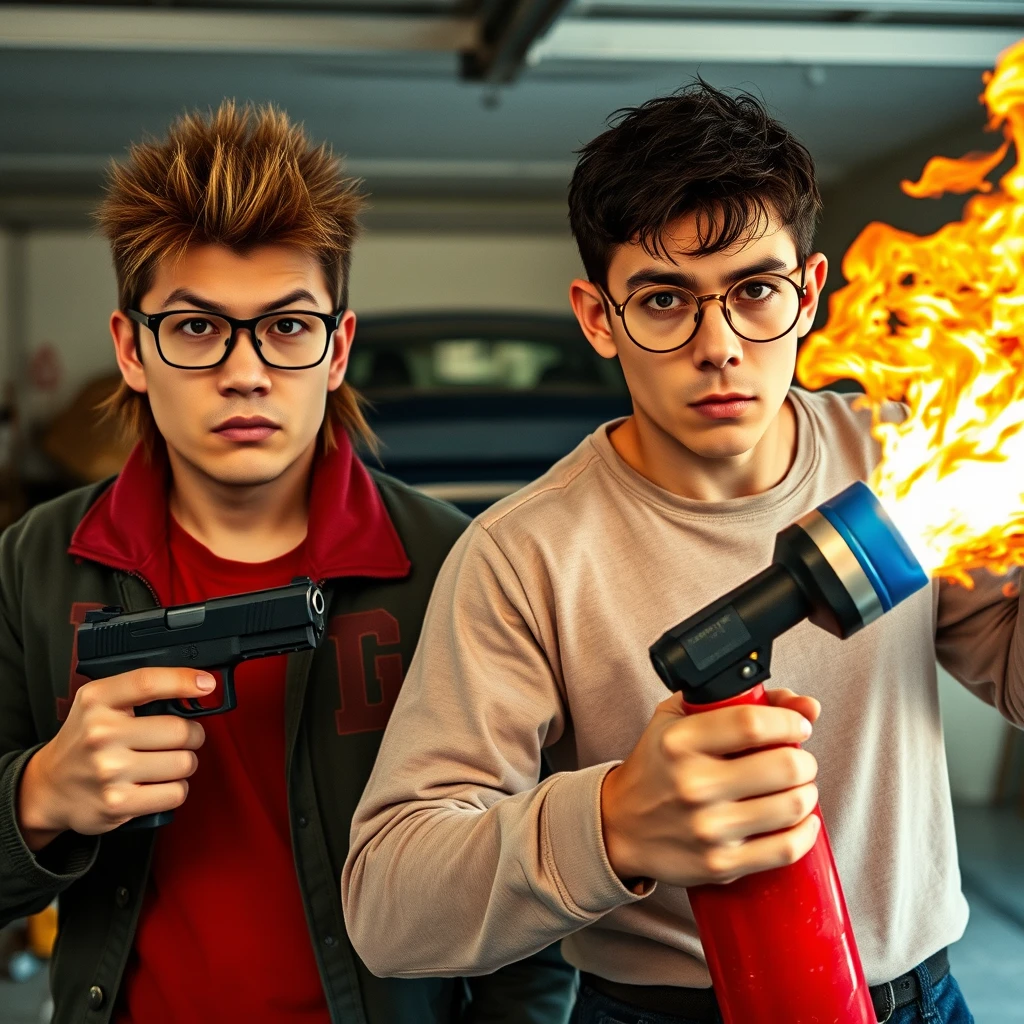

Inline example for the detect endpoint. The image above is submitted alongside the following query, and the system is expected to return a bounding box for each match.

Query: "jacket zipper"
[74,556,162,607]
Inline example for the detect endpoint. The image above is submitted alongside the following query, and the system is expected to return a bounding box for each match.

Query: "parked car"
[350,312,631,515]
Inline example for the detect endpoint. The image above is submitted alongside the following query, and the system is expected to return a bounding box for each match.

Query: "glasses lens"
[157,312,233,367]
[622,287,699,351]
[725,275,801,342]
[256,313,330,368]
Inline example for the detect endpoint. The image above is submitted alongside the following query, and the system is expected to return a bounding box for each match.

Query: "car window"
[349,337,624,393]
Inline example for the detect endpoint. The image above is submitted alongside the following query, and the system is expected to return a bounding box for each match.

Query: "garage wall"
[814,112,1002,329]
[0,230,9,387]
[351,233,581,314]
[938,665,1007,804]
[23,231,120,424]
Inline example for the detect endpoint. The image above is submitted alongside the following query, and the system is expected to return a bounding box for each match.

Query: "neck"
[610,397,797,502]
[167,443,316,562]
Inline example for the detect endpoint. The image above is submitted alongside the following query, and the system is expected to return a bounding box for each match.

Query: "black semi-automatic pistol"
[76,576,326,829]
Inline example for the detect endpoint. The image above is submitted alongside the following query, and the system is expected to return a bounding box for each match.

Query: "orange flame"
[797,39,1024,586]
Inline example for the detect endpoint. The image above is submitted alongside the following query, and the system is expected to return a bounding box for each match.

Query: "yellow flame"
[797,39,1024,586]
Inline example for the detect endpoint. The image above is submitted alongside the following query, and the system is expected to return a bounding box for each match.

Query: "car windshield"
[348,336,625,393]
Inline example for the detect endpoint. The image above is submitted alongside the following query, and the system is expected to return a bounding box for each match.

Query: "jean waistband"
[580,947,950,1024]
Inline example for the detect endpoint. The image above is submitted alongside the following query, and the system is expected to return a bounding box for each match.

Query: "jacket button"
[88,985,105,1010]
[115,886,130,908]
[297,816,309,828]
[323,934,336,947]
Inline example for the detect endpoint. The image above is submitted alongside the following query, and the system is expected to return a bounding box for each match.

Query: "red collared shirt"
[116,520,328,1023]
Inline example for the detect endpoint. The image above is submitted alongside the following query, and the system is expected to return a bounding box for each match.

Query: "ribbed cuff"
[541,763,654,919]
[0,747,99,890]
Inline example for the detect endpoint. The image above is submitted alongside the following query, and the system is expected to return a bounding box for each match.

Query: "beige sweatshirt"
[343,388,1024,989]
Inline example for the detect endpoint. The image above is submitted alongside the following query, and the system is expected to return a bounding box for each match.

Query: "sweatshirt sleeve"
[342,522,649,979]
[934,567,1024,727]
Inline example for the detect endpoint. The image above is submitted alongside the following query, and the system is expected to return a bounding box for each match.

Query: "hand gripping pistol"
[76,576,326,830]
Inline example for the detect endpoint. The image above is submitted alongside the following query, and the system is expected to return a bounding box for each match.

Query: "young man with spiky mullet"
[0,103,575,1024]
[344,84,1020,1024]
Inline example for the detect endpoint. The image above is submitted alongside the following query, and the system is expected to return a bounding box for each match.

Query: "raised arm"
[342,523,645,979]
[934,568,1024,727]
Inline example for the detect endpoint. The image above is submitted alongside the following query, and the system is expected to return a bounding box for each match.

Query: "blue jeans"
[572,969,975,1024]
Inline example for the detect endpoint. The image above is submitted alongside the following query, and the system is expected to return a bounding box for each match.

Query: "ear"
[327,309,357,391]
[796,253,829,337]
[110,311,148,394]
[569,279,619,360]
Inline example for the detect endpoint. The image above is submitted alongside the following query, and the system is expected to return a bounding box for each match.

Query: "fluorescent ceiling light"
[531,19,1024,68]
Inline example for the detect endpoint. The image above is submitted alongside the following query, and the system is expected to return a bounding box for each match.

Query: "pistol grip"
[116,811,175,831]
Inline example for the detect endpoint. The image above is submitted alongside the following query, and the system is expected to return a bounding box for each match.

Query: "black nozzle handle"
[650,563,810,704]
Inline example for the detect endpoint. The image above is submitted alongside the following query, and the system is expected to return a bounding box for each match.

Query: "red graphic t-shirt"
[115,518,330,1023]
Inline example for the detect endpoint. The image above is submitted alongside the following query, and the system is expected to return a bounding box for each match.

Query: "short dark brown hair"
[568,80,822,286]
[96,100,373,454]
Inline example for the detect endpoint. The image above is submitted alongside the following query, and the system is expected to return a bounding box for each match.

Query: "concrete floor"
[1,805,1022,1024]
[949,805,1024,1023]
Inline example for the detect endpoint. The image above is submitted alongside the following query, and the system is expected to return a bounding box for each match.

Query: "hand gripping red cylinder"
[683,684,875,1024]
[650,482,931,1024]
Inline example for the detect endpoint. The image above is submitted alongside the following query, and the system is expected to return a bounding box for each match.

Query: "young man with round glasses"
[0,102,574,1024]
[343,84,1019,1023]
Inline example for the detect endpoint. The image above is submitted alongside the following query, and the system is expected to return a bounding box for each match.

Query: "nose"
[217,328,272,396]
[688,299,744,370]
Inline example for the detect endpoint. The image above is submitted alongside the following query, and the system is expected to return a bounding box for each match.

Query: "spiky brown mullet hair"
[96,100,375,455]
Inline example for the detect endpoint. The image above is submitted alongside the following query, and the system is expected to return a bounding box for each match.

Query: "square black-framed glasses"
[127,307,342,370]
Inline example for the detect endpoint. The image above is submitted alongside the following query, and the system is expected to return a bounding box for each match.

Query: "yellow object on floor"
[26,904,57,959]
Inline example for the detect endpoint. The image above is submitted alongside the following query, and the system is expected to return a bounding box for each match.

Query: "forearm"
[17,745,64,852]
[343,764,643,978]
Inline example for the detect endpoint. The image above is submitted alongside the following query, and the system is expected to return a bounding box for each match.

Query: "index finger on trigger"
[100,667,217,712]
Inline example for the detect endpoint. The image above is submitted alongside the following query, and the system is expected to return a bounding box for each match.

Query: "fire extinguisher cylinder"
[647,480,929,1024]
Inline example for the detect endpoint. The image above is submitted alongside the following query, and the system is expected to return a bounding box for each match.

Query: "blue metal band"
[817,481,928,612]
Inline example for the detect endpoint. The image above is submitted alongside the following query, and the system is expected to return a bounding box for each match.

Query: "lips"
[213,416,280,442]
[691,393,754,405]
[690,394,756,420]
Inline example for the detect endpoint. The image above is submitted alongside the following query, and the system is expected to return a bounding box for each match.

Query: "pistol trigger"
[220,666,238,713]
[184,698,205,712]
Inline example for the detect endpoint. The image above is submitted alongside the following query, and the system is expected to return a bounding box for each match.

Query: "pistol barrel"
[76,577,326,681]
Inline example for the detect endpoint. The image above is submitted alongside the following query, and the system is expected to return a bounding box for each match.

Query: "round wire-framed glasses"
[603,264,808,354]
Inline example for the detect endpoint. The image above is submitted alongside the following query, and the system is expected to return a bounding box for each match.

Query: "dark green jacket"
[0,461,575,1024]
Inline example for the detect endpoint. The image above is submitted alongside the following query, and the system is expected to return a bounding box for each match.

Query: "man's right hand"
[600,688,821,889]
[16,669,211,851]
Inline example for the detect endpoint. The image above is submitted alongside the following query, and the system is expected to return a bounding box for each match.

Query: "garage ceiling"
[0,1,1021,218]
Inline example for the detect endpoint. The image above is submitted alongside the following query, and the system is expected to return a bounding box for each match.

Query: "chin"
[690,439,758,460]
[196,446,296,487]
[677,424,762,460]
[211,465,289,488]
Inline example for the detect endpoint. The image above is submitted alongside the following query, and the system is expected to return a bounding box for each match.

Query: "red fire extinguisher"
[650,481,930,1023]
[682,683,874,1024]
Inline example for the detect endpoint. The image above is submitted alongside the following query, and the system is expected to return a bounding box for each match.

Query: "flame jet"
[798,39,1024,585]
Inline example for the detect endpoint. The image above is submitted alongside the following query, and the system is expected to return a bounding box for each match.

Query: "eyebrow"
[160,288,323,313]
[623,256,791,294]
